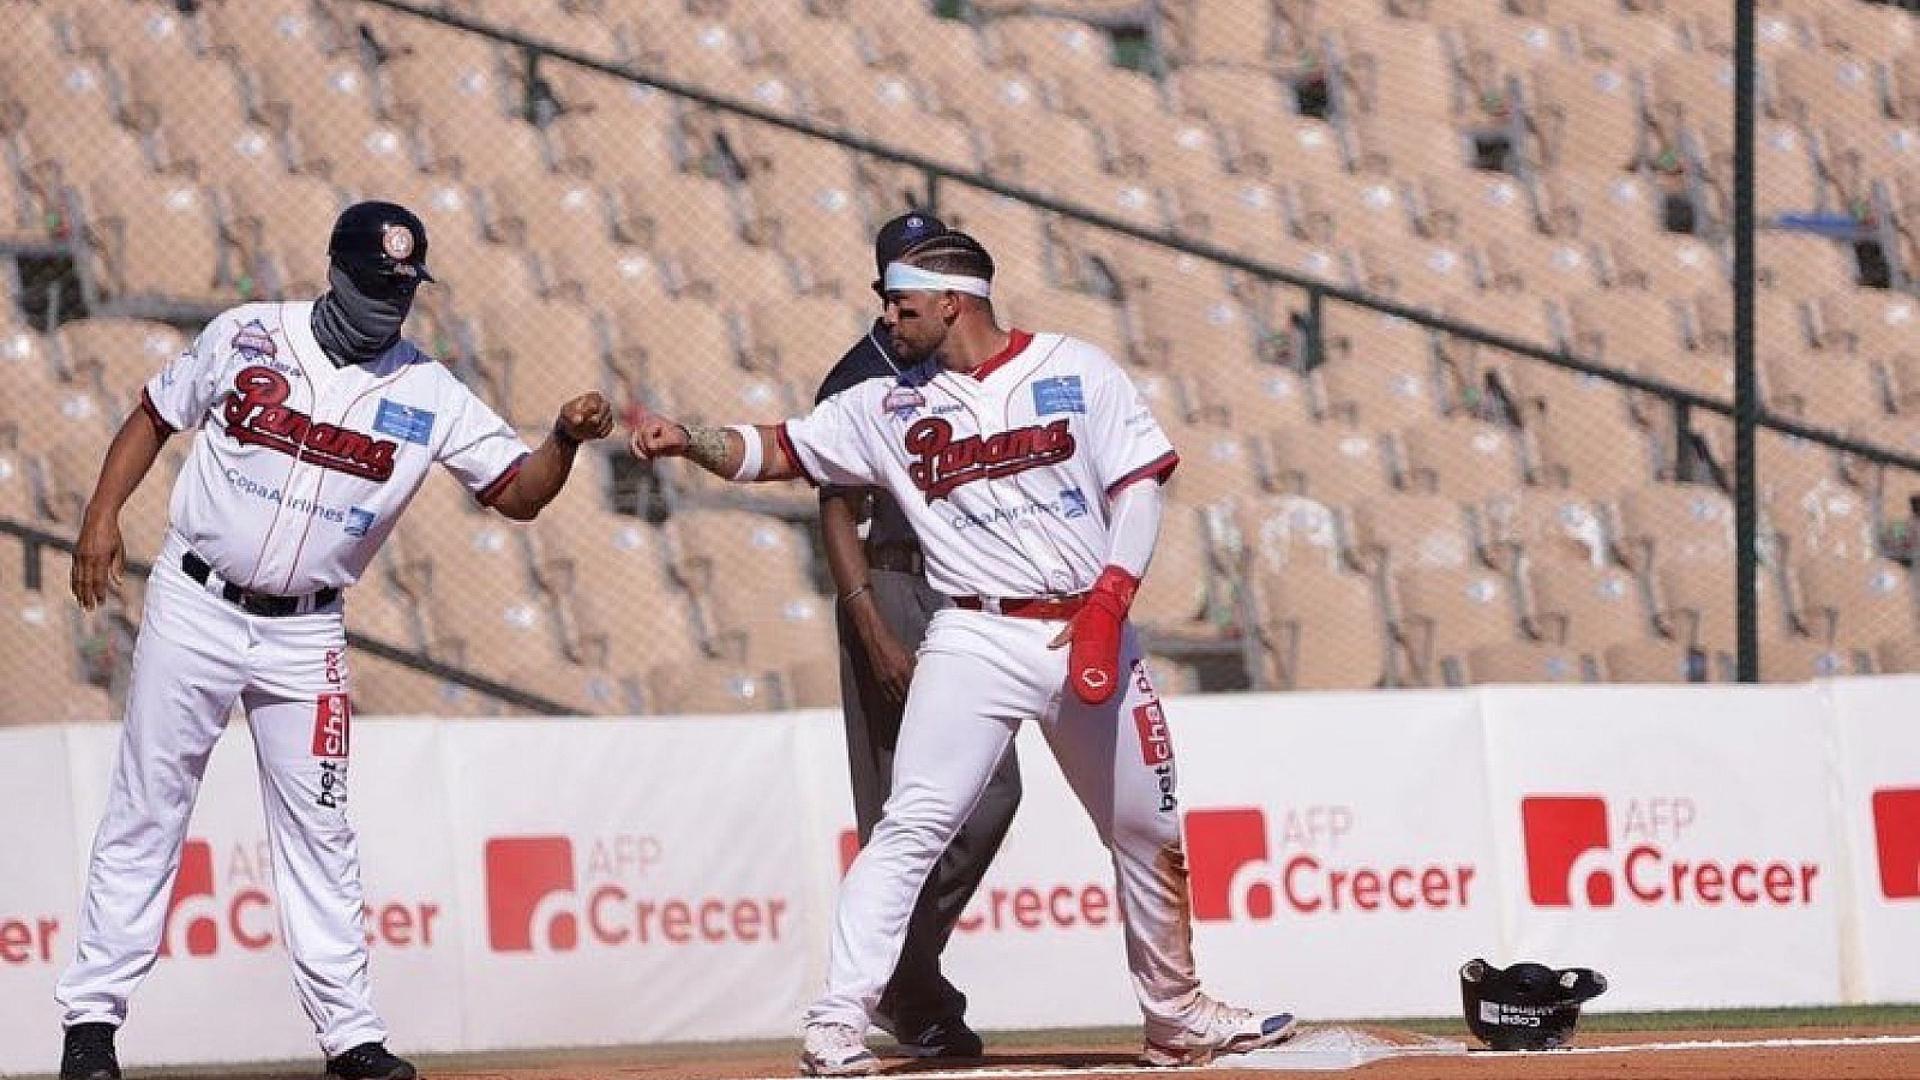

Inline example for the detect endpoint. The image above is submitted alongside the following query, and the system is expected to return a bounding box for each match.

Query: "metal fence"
[3,0,1919,716]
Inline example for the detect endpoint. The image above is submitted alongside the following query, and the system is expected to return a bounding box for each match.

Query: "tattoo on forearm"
[685,425,736,476]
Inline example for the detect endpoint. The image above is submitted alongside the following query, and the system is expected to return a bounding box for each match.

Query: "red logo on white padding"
[1519,794,1820,908]
[1873,788,1920,900]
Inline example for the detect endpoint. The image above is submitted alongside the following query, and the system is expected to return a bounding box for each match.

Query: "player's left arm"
[488,393,617,521]
[1050,352,1178,704]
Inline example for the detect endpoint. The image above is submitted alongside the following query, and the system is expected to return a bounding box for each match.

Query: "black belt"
[182,551,339,617]
[865,542,925,575]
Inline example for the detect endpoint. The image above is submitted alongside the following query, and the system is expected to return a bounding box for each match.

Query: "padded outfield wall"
[3,678,1919,1072]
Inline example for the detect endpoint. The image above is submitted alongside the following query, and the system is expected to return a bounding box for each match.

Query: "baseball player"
[55,202,615,1080]
[815,211,1020,1058]
[632,231,1296,1076]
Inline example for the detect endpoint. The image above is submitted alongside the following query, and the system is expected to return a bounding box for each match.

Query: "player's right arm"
[72,400,172,610]
[629,414,806,482]
[74,314,228,610]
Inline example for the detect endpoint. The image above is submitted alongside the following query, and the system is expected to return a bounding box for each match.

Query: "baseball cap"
[873,211,948,278]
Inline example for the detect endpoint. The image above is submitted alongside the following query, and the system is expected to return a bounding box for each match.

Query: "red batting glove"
[1067,566,1140,705]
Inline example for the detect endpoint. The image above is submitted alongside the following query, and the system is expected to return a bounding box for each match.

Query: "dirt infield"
[404,1025,1920,1080]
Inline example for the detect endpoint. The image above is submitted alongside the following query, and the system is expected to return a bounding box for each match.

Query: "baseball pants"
[56,539,386,1057]
[837,568,1020,1032]
[807,607,1203,1042]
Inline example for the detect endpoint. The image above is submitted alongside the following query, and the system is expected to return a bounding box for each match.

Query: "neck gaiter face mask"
[310,264,414,365]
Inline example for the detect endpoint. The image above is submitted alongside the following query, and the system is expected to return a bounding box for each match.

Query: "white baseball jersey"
[142,300,530,596]
[780,330,1177,599]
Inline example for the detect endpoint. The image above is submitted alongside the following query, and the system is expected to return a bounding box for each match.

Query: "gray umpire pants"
[838,567,1022,1031]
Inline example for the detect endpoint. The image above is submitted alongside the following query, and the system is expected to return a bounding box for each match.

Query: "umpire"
[814,211,1021,1058]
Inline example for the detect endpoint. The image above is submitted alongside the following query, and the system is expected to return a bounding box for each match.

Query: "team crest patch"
[381,222,414,260]
[883,384,926,421]
[230,320,277,360]
[373,399,435,444]
[1032,375,1085,416]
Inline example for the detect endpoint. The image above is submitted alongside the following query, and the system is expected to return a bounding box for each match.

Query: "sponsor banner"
[63,723,321,1068]
[1177,689,1499,1019]
[443,716,817,1050]
[1826,676,1920,1003]
[0,728,82,1076]
[922,723,1136,1030]
[1481,686,1844,1011]
[341,722,466,1052]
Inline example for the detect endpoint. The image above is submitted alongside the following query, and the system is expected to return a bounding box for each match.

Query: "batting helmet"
[328,201,435,291]
[1459,958,1607,1051]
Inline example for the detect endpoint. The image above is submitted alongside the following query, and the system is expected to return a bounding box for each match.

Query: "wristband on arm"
[727,424,764,481]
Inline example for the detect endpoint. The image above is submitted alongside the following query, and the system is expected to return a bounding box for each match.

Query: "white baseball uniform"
[57,300,529,1056]
[782,331,1206,1041]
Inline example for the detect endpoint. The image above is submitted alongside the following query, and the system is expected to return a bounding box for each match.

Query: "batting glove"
[1067,566,1140,705]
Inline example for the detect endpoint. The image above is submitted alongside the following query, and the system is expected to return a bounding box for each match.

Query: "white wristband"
[728,424,764,481]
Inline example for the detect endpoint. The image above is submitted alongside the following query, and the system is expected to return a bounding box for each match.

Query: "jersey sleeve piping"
[476,451,530,507]
[776,421,823,487]
[138,388,177,435]
[1105,450,1179,499]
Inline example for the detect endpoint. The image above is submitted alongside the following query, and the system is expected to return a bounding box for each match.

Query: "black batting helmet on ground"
[328,201,434,289]
[1460,958,1607,1051]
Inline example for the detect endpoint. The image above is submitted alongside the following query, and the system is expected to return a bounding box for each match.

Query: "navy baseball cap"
[874,211,947,278]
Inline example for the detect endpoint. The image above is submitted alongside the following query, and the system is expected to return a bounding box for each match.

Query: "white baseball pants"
[805,607,1205,1041]
[56,536,385,1057]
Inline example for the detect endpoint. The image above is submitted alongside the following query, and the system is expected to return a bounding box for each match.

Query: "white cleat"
[1140,999,1300,1067]
[800,1022,881,1077]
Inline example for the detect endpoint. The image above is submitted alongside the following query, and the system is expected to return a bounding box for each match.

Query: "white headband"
[882,261,992,298]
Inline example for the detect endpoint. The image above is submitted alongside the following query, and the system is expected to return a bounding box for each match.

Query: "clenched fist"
[628,406,690,461]
[556,392,615,444]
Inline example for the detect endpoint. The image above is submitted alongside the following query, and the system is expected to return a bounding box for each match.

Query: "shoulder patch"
[1032,375,1085,416]
[374,399,436,445]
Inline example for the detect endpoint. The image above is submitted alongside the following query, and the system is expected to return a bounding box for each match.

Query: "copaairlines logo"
[904,417,1074,500]
[1520,795,1820,908]
[1872,788,1920,900]
[223,366,398,481]
[1185,807,1477,920]
[483,835,789,953]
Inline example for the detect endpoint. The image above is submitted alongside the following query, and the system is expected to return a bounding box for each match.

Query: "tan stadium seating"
[1460,640,1590,686]
[9,0,1920,711]
[1521,560,1655,652]
[1391,565,1523,685]
[1254,564,1390,691]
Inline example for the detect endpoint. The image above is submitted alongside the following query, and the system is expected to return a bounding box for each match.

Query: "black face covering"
[311,264,415,366]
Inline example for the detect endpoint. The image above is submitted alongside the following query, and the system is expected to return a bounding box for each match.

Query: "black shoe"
[894,1015,984,1059]
[324,1042,417,1080]
[60,1022,121,1080]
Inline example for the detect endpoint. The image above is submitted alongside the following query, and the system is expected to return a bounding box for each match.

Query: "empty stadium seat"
[1254,564,1390,690]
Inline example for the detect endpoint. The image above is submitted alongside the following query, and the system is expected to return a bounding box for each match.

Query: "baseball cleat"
[1140,1000,1299,1067]
[892,1015,984,1059]
[59,1022,121,1080]
[324,1041,417,1080]
[800,1022,881,1076]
